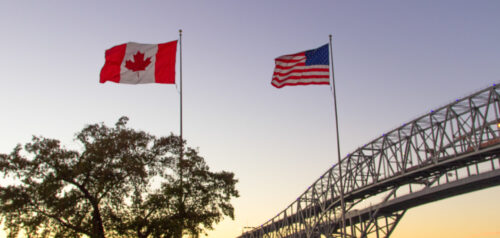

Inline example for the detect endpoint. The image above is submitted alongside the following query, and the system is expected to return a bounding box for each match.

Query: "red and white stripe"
[271,52,330,88]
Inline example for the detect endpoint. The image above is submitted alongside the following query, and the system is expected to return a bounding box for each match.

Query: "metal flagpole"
[179,29,183,150]
[177,29,185,237]
[329,34,347,238]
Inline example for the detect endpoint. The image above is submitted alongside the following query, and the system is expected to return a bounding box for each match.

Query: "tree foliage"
[0,117,238,238]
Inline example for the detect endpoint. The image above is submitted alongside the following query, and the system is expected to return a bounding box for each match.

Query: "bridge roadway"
[240,84,500,238]
[345,165,500,223]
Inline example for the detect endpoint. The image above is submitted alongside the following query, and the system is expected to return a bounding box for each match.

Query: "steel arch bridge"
[239,84,500,238]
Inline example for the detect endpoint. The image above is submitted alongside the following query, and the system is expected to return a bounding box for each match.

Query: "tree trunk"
[173,230,183,238]
[91,202,106,238]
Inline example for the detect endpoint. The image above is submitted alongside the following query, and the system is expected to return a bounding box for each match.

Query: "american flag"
[271,44,330,88]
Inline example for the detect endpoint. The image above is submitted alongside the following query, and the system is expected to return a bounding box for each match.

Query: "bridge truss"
[240,84,500,238]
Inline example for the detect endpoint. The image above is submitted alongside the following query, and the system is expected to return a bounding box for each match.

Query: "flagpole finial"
[179,29,182,36]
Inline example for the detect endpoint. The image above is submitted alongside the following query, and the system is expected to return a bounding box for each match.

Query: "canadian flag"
[100,40,177,84]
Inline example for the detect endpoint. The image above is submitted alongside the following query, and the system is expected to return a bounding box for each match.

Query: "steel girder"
[239,84,500,238]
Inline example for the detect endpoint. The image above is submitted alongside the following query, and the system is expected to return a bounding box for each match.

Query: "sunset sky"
[0,1,499,237]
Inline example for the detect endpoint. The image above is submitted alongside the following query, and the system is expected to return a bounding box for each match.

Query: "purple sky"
[1,1,499,237]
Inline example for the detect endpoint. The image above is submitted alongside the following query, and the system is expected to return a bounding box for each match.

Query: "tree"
[0,117,238,238]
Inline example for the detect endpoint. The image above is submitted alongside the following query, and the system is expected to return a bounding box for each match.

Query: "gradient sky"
[1,1,499,237]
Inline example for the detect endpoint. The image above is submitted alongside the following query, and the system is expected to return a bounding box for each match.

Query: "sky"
[0,0,499,237]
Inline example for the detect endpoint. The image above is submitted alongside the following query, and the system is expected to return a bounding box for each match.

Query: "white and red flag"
[100,40,177,84]
[271,44,330,88]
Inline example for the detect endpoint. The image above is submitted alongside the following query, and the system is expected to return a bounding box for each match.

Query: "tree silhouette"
[0,117,238,238]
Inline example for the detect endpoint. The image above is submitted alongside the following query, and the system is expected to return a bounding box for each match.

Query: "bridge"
[239,84,500,238]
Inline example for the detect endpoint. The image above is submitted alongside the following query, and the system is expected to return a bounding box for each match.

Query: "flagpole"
[329,34,347,238]
[176,29,186,238]
[177,29,186,237]
[179,29,183,149]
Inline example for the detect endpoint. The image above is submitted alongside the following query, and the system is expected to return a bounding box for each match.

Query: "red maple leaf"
[125,51,152,72]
